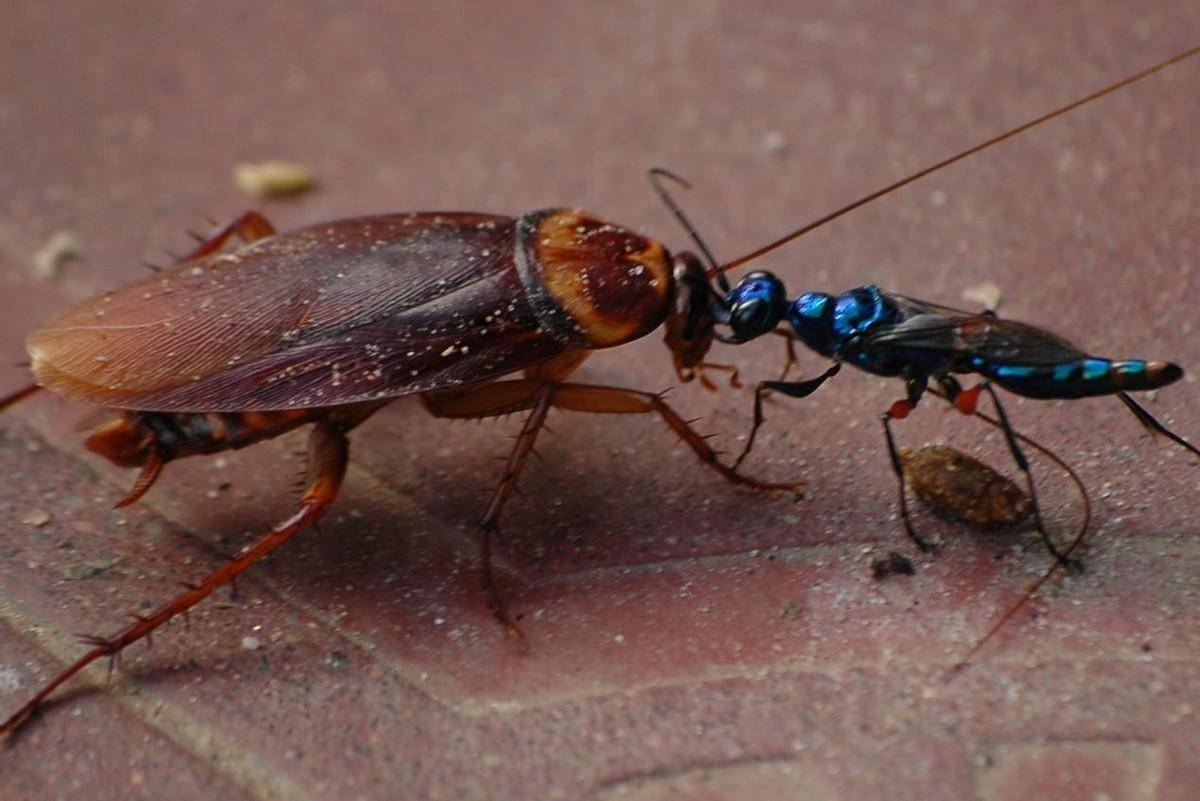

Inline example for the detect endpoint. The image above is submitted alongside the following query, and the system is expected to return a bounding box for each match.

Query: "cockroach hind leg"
[0,422,348,738]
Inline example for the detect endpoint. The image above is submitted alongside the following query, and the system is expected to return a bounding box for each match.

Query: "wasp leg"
[772,329,800,382]
[949,381,1081,571]
[179,210,277,261]
[880,376,934,553]
[1117,391,1200,459]
[0,420,349,737]
[733,362,842,470]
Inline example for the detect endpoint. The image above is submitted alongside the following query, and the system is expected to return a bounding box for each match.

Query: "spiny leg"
[0,420,349,736]
[948,380,1080,570]
[1117,391,1200,459]
[0,382,40,412]
[423,373,801,637]
[180,210,276,261]
[548,382,802,493]
[478,386,555,637]
[880,376,933,552]
[733,362,842,470]
[425,379,558,635]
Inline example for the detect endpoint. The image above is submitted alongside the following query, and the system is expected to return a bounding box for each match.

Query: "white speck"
[241,636,261,651]
[0,667,22,693]
[440,345,457,357]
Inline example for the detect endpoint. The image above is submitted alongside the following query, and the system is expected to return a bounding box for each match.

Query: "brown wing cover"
[29,213,568,411]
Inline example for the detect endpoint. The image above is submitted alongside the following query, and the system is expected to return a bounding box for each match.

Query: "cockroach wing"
[28,214,569,411]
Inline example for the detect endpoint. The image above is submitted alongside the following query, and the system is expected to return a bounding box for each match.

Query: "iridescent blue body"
[785,285,1181,399]
[717,274,1197,566]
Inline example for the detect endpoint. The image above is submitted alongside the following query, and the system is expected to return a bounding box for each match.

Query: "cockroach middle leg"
[424,374,802,635]
[479,385,555,638]
[0,420,349,735]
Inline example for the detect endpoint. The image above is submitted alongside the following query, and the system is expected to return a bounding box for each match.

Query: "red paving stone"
[2,3,1199,800]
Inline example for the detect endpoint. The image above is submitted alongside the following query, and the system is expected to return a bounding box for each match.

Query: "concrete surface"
[1,2,1198,799]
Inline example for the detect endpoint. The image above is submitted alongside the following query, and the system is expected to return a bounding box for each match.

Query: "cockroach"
[1,46,1196,735]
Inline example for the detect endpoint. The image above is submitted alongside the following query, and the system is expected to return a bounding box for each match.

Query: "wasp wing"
[864,293,1088,366]
[28,213,567,411]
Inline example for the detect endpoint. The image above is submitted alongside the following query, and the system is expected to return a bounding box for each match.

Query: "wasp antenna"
[717,45,1200,276]
[648,167,730,293]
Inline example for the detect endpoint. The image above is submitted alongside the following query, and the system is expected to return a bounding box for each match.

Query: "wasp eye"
[726,271,787,340]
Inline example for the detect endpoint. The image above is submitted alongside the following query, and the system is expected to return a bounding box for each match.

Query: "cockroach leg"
[0,382,40,412]
[478,385,555,639]
[694,362,742,390]
[180,210,277,261]
[113,449,166,508]
[425,380,558,635]
[0,420,348,735]
[549,382,803,494]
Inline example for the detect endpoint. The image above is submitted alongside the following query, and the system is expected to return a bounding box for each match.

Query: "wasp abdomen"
[978,357,1182,399]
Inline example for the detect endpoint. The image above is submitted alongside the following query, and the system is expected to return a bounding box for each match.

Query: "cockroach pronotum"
[1,46,1196,735]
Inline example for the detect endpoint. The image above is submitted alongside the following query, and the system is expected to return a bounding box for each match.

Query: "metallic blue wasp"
[717,278,1198,565]
[644,46,1200,567]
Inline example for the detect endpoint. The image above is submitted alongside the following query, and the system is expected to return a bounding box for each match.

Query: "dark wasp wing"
[864,293,1088,365]
[28,213,568,412]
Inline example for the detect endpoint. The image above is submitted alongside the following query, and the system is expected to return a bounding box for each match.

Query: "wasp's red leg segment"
[0,382,40,412]
[881,376,934,553]
[550,382,803,494]
[179,211,277,262]
[733,362,842,470]
[0,420,349,737]
[978,384,1080,571]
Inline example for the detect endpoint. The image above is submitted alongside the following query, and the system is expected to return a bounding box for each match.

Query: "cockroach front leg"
[0,420,348,736]
[181,210,276,261]
[548,382,802,494]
